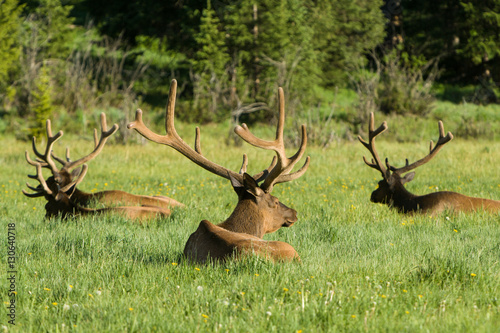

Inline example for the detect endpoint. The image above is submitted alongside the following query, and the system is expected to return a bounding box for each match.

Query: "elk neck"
[217,198,265,238]
[389,182,420,213]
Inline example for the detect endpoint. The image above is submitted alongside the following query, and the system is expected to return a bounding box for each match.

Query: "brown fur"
[360,112,500,215]
[373,175,500,215]
[184,220,299,264]
[50,169,184,209]
[183,174,300,263]
[47,191,170,222]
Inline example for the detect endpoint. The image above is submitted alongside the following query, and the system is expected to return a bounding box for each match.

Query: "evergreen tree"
[404,0,500,86]
[224,0,320,117]
[0,0,24,89]
[30,65,53,138]
[17,0,75,116]
[191,0,230,121]
[311,0,387,87]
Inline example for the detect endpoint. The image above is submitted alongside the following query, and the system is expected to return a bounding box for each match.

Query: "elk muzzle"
[281,203,298,227]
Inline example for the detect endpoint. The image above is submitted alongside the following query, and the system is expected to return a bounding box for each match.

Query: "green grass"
[0,123,499,332]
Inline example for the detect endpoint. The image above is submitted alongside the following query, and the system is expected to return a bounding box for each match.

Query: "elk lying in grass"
[128,79,310,263]
[23,113,182,221]
[24,160,171,221]
[359,112,500,215]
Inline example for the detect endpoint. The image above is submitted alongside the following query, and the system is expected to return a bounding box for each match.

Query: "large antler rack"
[358,112,454,178]
[127,80,309,192]
[23,113,116,198]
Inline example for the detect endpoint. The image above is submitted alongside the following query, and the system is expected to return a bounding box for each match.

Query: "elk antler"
[358,112,389,179]
[24,113,115,199]
[23,157,53,197]
[358,112,454,178]
[387,120,453,175]
[31,120,63,174]
[234,87,310,192]
[23,152,89,198]
[54,113,119,172]
[127,80,309,192]
[128,80,246,183]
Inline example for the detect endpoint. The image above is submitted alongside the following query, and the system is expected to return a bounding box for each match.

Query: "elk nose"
[283,209,298,227]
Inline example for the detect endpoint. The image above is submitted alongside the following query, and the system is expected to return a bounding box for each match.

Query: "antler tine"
[62,113,118,171]
[239,154,248,174]
[358,112,389,178]
[271,156,311,186]
[51,147,71,166]
[194,127,202,154]
[22,189,45,198]
[24,161,53,197]
[127,79,244,183]
[25,182,41,192]
[31,120,63,173]
[391,120,454,175]
[93,128,99,148]
[234,87,309,192]
[25,150,41,167]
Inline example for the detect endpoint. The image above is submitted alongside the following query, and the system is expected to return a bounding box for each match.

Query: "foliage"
[13,0,74,119]
[2,0,500,139]
[29,65,53,138]
[377,50,439,116]
[349,48,439,126]
[190,0,231,122]
[0,0,24,90]
[403,0,500,87]
[311,0,387,87]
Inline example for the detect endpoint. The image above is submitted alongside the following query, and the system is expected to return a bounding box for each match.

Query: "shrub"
[349,48,440,125]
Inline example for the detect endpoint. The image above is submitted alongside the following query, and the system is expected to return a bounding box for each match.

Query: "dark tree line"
[0,0,498,138]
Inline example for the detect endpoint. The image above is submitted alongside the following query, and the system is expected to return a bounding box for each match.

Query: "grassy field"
[0,118,499,332]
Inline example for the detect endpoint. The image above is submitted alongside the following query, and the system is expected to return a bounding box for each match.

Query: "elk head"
[358,112,453,209]
[128,79,309,238]
[23,114,118,217]
[23,113,118,203]
[23,152,90,218]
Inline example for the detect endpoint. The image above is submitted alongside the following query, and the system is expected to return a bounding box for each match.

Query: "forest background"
[0,0,499,143]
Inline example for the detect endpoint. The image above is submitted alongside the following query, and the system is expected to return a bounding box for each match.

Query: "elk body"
[359,112,500,215]
[23,113,182,221]
[128,79,309,263]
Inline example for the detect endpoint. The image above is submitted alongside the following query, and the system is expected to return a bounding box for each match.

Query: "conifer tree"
[191,0,230,121]
[0,0,24,88]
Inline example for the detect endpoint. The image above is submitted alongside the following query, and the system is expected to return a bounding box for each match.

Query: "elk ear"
[229,172,243,188]
[71,167,82,179]
[401,172,415,184]
[229,173,264,198]
[242,173,264,198]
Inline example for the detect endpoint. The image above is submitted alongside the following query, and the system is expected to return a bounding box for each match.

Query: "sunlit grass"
[0,127,499,332]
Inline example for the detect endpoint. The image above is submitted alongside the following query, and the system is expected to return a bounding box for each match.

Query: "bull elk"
[23,113,182,221]
[128,79,310,263]
[359,112,500,215]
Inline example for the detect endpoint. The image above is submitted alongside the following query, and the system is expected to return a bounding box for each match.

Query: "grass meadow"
[0,116,499,332]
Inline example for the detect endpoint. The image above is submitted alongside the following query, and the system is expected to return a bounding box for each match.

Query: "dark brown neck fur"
[389,183,419,213]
